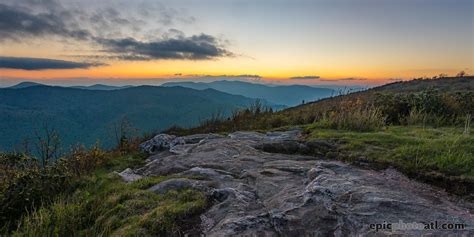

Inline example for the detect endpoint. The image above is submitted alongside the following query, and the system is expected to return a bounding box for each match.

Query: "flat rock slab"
[136,131,474,236]
[148,178,211,194]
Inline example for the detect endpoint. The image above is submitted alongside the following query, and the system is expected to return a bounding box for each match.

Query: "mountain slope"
[162,80,335,106]
[8,82,133,91]
[373,76,473,93]
[70,84,134,90]
[283,76,474,116]
[8,81,44,89]
[0,85,266,150]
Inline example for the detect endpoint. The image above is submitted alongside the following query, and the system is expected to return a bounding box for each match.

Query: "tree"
[250,99,263,115]
[113,117,138,151]
[34,122,61,167]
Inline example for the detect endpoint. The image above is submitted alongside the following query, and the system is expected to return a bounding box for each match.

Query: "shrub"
[0,145,110,232]
[61,144,106,176]
[375,89,473,127]
[402,107,427,126]
[0,154,73,231]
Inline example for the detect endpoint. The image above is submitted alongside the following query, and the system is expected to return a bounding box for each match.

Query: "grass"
[313,105,386,132]
[305,125,474,179]
[12,153,208,237]
[101,152,149,171]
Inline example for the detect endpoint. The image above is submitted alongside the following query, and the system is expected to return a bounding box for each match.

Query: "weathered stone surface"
[180,133,225,144]
[178,167,235,182]
[136,130,474,236]
[116,168,143,182]
[139,134,176,153]
[140,133,226,154]
[148,178,211,194]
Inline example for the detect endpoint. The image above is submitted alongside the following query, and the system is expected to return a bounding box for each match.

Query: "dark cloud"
[0,3,91,41]
[0,1,233,61]
[0,1,169,41]
[97,34,233,60]
[0,56,104,70]
[177,74,261,79]
[216,74,261,81]
[290,76,320,80]
[172,74,261,82]
[229,74,261,79]
[204,74,261,79]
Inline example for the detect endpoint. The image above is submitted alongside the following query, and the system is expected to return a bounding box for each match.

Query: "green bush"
[375,89,473,126]
[0,154,73,231]
[0,144,110,232]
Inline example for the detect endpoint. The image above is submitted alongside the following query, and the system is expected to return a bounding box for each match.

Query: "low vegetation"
[312,103,386,132]
[1,137,207,235]
[0,145,107,231]
[14,173,207,236]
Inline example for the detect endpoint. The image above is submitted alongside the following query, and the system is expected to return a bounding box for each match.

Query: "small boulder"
[139,134,176,153]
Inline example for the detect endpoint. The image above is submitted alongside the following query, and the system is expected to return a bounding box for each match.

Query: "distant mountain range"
[7,80,335,106]
[162,80,335,106]
[0,80,337,150]
[8,82,133,91]
[0,85,274,151]
[70,84,134,90]
[8,81,44,89]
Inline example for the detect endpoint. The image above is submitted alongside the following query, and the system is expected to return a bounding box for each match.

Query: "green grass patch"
[305,125,474,178]
[101,152,149,171]
[130,176,173,190]
[12,153,208,236]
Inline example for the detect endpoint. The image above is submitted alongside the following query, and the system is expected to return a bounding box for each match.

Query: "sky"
[0,0,472,87]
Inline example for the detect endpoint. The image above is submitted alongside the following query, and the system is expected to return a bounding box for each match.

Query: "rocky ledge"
[119,130,473,236]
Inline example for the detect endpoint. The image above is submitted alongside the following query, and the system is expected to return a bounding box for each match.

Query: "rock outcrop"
[139,133,225,154]
[134,130,474,236]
